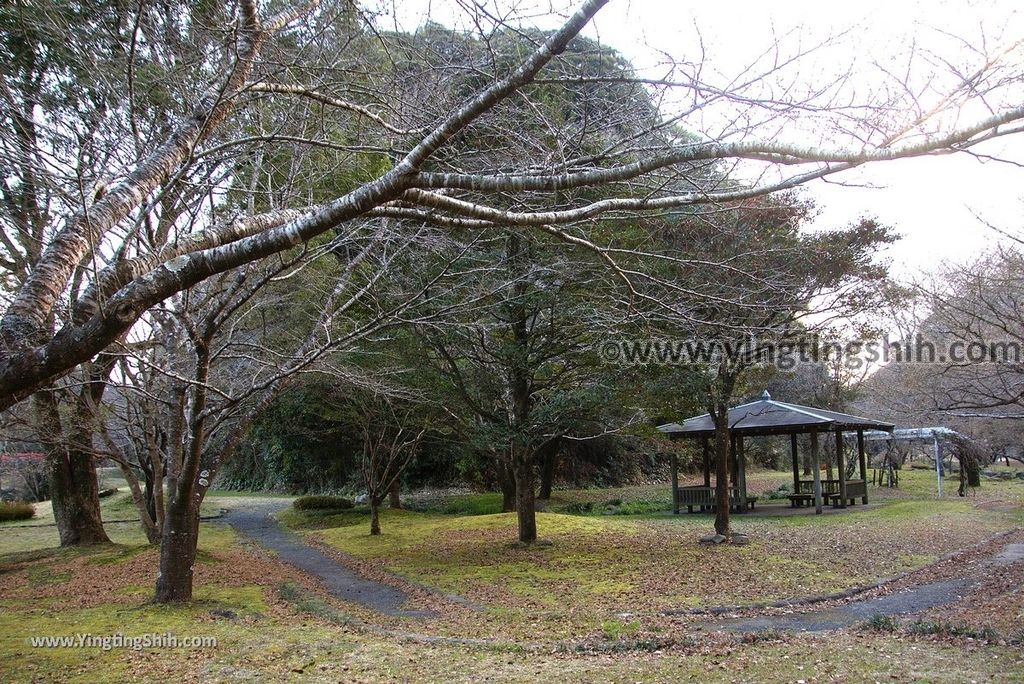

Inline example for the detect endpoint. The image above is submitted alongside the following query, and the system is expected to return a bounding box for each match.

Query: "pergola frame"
[660,391,894,515]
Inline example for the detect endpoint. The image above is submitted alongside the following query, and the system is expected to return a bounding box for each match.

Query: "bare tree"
[356,396,427,536]
[860,241,1024,465]
[95,219,455,601]
[922,244,1024,419]
[3,0,1024,549]
[3,0,1024,410]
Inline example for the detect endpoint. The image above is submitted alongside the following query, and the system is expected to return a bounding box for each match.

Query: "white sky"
[371,0,1024,277]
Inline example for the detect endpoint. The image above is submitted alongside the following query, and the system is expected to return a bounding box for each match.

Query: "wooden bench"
[788,493,817,507]
[791,478,868,507]
[676,486,757,513]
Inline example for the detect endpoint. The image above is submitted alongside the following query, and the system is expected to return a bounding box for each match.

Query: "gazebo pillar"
[671,450,679,514]
[737,435,748,511]
[857,428,869,504]
[790,433,800,500]
[835,428,847,508]
[729,434,738,493]
[701,436,711,487]
[811,429,823,514]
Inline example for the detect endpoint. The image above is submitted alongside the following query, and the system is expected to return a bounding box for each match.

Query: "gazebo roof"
[657,390,895,438]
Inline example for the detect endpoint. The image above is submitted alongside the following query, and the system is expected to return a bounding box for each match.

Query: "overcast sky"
[372,0,1024,278]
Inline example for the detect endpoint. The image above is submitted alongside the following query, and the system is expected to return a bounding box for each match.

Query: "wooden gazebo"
[658,391,895,515]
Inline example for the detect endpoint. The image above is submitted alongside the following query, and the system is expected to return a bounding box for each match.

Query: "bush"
[560,501,595,515]
[402,492,505,516]
[765,483,792,501]
[609,499,665,515]
[0,500,35,522]
[292,495,355,511]
[862,614,898,632]
[905,619,999,640]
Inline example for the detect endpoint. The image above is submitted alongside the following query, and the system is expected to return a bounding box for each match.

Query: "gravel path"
[219,498,430,618]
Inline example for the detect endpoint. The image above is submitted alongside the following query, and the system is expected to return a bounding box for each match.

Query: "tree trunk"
[514,457,537,543]
[113,457,160,545]
[537,437,560,500]
[154,495,200,603]
[500,462,517,512]
[49,446,110,545]
[33,392,109,546]
[388,479,401,509]
[144,472,159,530]
[370,497,382,535]
[712,409,731,537]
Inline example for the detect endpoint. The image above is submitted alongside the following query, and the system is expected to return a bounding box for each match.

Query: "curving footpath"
[220,498,431,618]
[704,539,1024,633]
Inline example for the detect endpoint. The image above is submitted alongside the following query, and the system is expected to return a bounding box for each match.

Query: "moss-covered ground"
[1,469,1022,681]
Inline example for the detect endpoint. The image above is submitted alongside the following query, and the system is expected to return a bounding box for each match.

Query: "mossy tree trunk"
[154,492,200,602]
[370,496,383,535]
[33,384,110,547]
[500,463,516,512]
[536,437,560,501]
[513,454,537,543]
[710,403,732,537]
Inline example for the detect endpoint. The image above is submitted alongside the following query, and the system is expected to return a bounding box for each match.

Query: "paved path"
[708,578,970,632]
[220,499,429,618]
[705,539,1023,633]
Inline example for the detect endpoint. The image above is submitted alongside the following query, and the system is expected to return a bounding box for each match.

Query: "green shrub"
[292,495,354,511]
[862,614,898,632]
[0,500,36,522]
[765,483,792,500]
[403,493,504,516]
[612,499,666,515]
[905,619,999,640]
[558,497,665,516]
[560,501,595,515]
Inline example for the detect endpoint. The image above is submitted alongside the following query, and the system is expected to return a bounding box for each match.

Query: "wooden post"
[835,429,847,508]
[737,435,748,511]
[701,436,711,487]
[811,430,823,514]
[857,428,868,504]
[671,450,679,514]
[729,434,738,511]
[790,433,800,502]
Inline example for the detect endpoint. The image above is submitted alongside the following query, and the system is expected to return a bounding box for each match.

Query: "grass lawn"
[1,469,1023,682]
[284,471,1022,639]
[0,490,226,554]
